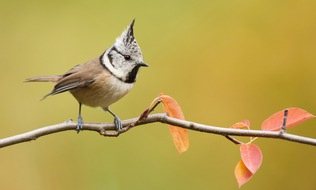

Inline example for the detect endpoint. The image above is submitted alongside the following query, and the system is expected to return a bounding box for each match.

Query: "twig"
[0,113,316,148]
[280,109,289,134]
[100,98,162,136]
[225,135,243,145]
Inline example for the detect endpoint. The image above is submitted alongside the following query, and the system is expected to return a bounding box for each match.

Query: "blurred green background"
[1,0,316,189]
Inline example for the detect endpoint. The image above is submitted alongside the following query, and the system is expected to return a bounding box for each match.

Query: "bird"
[25,19,148,133]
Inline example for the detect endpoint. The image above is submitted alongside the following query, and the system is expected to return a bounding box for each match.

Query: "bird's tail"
[25,75,62,83]
[25,75,63,100]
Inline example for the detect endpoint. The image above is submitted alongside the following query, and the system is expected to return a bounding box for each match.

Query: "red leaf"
[235,160,253,188]
[159,94,189,153]
[261,107,316,131]
[240,144,263,174]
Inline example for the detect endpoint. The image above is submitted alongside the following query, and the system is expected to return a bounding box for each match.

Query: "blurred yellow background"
[1,0,316,189]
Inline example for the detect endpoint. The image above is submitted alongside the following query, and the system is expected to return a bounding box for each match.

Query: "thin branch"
[224,135,243,145]
[280,109,289,134]
[99,97,162,137]
[0,113,316,148]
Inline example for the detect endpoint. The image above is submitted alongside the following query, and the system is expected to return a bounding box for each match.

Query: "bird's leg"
[76,102,84,133]
[104,108,123,131]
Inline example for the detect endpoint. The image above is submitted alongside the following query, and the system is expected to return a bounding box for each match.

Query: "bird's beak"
[138,61,149,67]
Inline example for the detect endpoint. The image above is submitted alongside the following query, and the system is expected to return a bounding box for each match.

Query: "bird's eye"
[124,55,131,60]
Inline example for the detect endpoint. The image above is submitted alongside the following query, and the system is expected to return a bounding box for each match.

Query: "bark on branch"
[0,113,316,148]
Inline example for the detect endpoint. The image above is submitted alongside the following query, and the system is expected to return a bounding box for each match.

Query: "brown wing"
[43,57,103,99]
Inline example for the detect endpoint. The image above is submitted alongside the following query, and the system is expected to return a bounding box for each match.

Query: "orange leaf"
[159,94,185,120]
[159,94,189,153]
[235,160,253,188]
[231,120,250,129]
[240,144,262,174]
[261,107,316,131]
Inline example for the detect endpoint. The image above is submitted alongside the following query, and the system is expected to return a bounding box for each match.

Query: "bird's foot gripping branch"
[99,94,189,154]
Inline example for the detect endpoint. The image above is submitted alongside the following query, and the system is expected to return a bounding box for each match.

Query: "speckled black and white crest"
[123,19,135,44]
[114,19,143,59]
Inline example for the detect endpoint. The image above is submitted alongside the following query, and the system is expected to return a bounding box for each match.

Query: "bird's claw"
[113,115,123,132]
[76,115,84,133]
